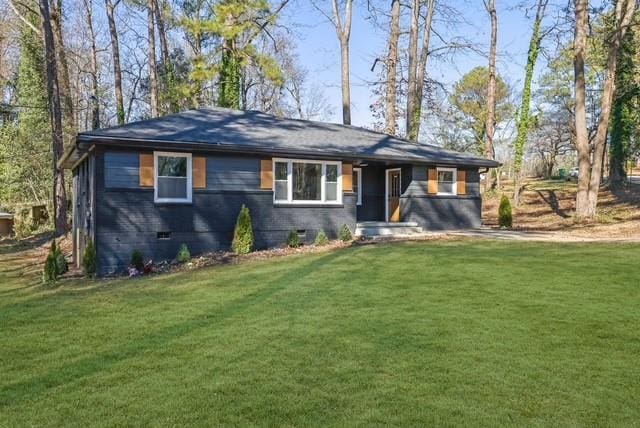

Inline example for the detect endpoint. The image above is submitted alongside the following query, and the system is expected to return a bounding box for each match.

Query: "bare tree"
[38,0,67,234]
[82,0,100,129]
[406,0,435,142]
[384,0,400,135]
[147,0,158,117]
[573,0,637,219]
[323,0,353,125]
[105,0,125,124]
[49,0,76,136]
[483,0,497,190]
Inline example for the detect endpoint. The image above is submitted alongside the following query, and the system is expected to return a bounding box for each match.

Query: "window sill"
[154,200,192,205]
[274,202,345,208]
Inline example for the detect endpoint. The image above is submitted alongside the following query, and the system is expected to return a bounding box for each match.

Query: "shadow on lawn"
[0,249,348,408]
[0,232,53,256]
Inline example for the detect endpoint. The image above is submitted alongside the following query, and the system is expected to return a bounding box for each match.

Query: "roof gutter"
[77,135,502,168]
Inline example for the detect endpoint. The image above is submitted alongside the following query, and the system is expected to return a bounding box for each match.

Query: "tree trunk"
[331,0,352,125]
[574,0,637,219]
[512,0,548,206]
[83,0,100,129]
[154,0,170,66]
[406,0,435,142]
[147,0,159,117]
[38,0,67,235]
[384,0,400,135]
[105,0,125,125]
[484,0,497,191]
[49,0,76,137]
[406,0,419,141]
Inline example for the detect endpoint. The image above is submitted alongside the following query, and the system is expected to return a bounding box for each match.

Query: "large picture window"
[437,167,457,195]
[154,152,192,203]
[273,158,342,204]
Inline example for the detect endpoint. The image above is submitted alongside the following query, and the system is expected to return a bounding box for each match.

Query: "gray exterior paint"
[74,145,486,276]
[94,150,356,275]
[71,155,96,267]
[206,157,260,191]
[104,152,138,188]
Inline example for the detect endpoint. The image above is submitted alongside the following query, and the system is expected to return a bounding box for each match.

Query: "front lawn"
[1,240,639,426]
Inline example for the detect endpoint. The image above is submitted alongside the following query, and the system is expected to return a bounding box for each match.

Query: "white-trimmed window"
[437,167,457,196]
[154,151,192,203]
[353,167,362,205]
[273,158,342,204]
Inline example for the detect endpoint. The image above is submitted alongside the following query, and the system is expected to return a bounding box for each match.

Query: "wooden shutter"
[139,153,154,187]
[342,163,353,192]
[260,159,273,189]
[427,168,438,194]
[457,170,466,195]
[193,156,206,189]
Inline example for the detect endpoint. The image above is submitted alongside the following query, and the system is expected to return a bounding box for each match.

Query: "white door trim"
[385,168,402,222]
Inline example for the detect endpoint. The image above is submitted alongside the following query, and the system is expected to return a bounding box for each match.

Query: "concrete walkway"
[443,228,640,243]
[363,228,640,243]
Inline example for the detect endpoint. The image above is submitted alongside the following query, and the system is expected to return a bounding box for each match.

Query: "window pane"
[437,169,455,194]
[275,162,288,180]
[438,182,455,194]
[326,164,338,182]
[292,162,321,201]
[158,177,187,199]
[275,180,288,201]
[158,156,187,177]
[326,182,338,201]
[438,170,454,183]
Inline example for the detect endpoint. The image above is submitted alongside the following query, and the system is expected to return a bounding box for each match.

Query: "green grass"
[1,240,639,426]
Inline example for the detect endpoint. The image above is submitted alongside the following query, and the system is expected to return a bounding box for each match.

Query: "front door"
[387,169,401,222]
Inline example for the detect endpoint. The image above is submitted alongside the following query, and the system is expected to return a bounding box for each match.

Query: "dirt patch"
[483,179,640,238]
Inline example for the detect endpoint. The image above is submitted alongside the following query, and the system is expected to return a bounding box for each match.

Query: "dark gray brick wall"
[95,151,356,275]
[401,196,482,229]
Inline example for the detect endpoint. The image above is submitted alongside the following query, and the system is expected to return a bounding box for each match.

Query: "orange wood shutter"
[193,156,206,189]
[139,153,154,187]
[427,168,438,194]
[457,170,466,195]
[342,163,353,192]
[260,159,273,189]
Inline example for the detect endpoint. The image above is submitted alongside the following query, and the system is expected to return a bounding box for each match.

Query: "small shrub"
[82,239,97,278]
[499,195,513,228]
[131,249,144,271]
[43,252,57,283]
[314,229,329,246]
[286,230,301,248]
[232,204,254,254]
[338,224,352,242]
[176,243,191,263]
[54,245,68,276]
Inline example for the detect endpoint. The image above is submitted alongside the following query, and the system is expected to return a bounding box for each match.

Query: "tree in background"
[449,66,512,155]
[38,0,67,234]
[512,0,548,206]
[608,12,640,187]
[105,0,125,124]
[573,0,637,220]
[483,0,498,190]
[406,0,435,142]
[0,18,52,206]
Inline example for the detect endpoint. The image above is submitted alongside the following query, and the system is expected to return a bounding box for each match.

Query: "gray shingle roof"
[77,107,500,167]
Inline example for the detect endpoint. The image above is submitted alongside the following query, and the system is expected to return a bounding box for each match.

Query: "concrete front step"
[355,222,424,237]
